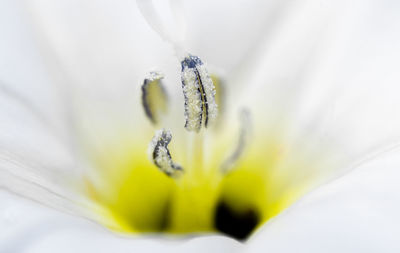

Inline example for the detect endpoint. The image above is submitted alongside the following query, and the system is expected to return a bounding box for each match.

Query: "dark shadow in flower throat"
[214,201,260,240]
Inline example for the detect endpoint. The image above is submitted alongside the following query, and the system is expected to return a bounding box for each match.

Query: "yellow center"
[83,126,323,240]
[81,64,329,240]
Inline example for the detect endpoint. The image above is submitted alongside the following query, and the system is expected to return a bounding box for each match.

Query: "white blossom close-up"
[1,0,400,252]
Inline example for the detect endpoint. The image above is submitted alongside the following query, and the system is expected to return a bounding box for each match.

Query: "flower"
[1,0,400,252]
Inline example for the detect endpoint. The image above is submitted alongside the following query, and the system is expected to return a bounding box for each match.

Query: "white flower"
[1,0,400,252]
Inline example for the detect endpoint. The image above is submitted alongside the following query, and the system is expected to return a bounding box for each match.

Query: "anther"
[141,71,168,125]
[148,129,184,177]
[221,109,252,173]
[181,55,218,132]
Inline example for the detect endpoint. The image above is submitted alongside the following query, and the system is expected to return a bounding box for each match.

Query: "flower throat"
[86,0,298,241]
[141,54,258,240]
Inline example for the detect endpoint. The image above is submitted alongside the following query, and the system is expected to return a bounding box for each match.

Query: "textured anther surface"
[148,129,183,177]
[181,55,217,132]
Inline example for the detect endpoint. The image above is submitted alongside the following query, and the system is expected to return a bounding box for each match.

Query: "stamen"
[181,55,218,132]
[141,71,168,125]
[148,129,184,177]
[221,109,252,173]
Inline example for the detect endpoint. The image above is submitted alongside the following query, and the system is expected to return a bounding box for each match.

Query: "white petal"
[245,149,400,253]
[0,0,89,214]
[183,0,289,72]
[236,0,400,172]
[0,190,242,253]
[27,0,188,149]
[0,0,69,130]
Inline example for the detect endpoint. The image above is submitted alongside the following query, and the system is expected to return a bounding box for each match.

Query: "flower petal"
[0,0,68,128]
[27,0,189,153]
[236,0,400,174]
[183,0,290,72]
[0,190,242,253]
[0,0,91,215]
[245,149,400,253]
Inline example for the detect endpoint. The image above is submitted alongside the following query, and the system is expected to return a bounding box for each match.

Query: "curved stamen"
[181,55,218,132]
[141,71,168,125]
[148,129,184,177]
[221,109,253,173]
